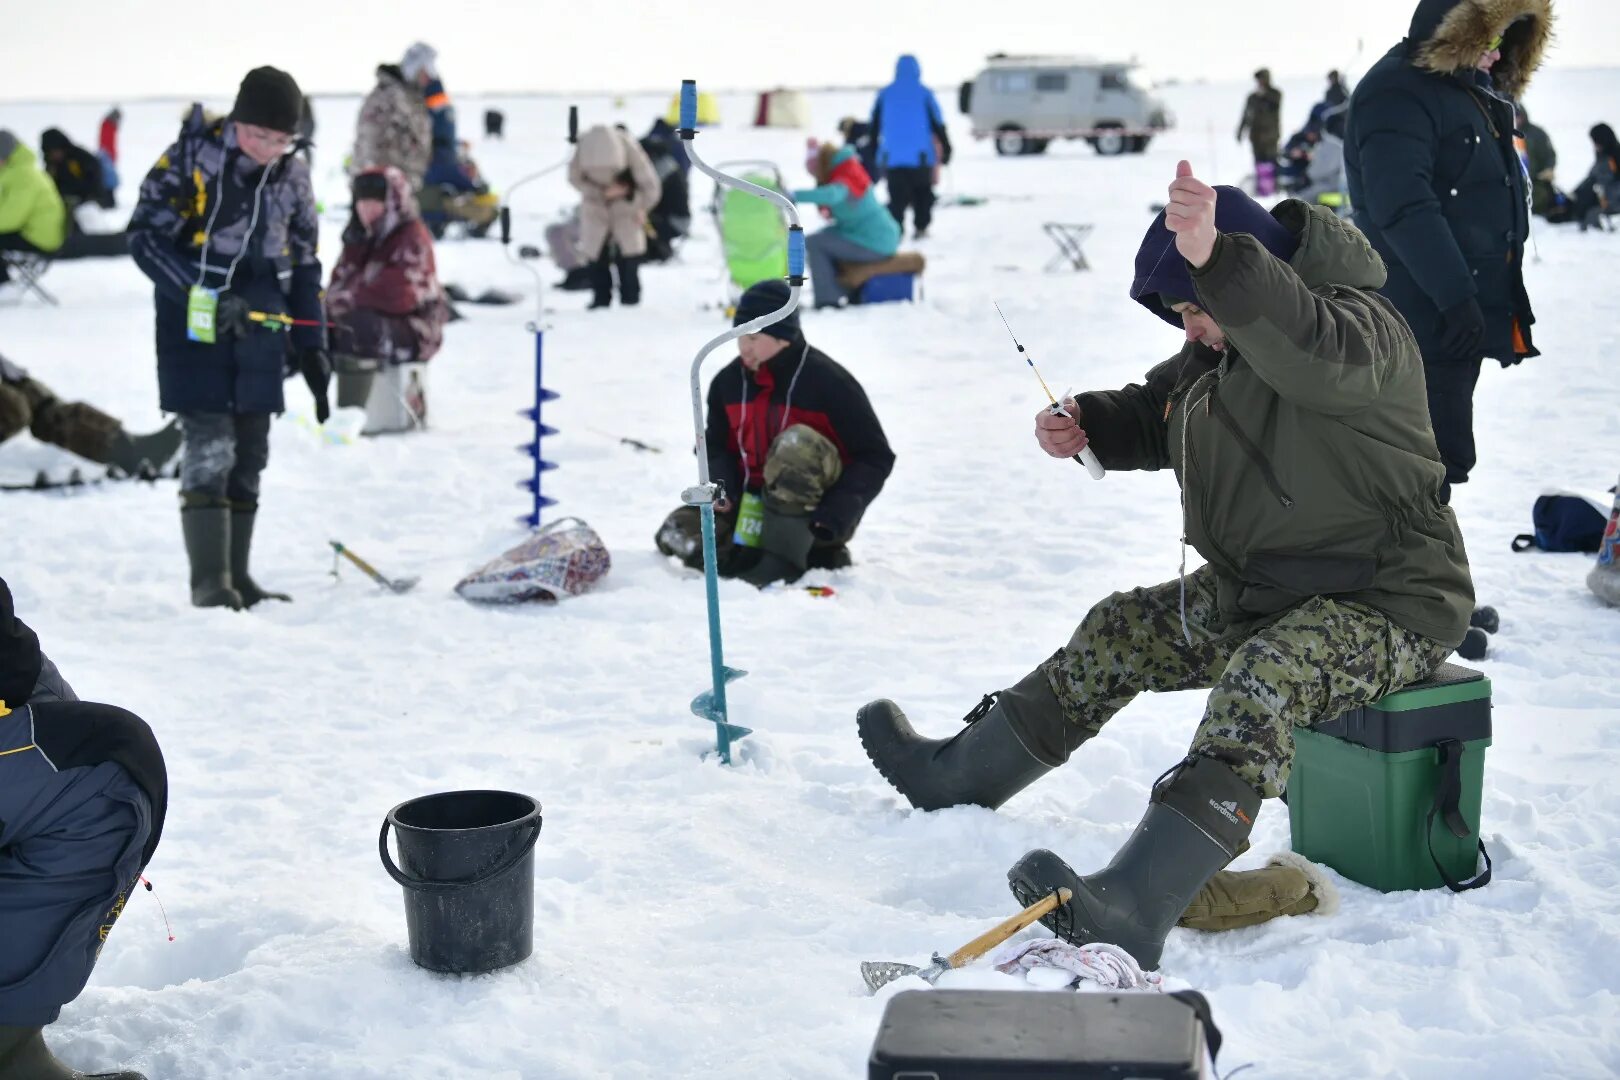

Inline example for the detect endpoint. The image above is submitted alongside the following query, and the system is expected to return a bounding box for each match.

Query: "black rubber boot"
[586,251,613,309]
[0,1025,146,1080]
[738,509,815,588]
[180,499,243,610]
[857,666,1084,811]
[1007,755,1261,970]
[616,256,641,306]
[229,503,291,607]
[105,419,181,477]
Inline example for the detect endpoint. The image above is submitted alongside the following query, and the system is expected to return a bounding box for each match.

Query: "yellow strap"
[0,744,37,757]
[0,699,9,717]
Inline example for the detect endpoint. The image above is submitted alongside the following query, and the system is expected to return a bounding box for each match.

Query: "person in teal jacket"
[793,141,899,308]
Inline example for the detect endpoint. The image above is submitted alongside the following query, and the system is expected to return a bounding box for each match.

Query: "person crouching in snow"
[0,576,167,1080]
[568,124,660,309]
[793,140,900,309]
[326,167,448,435]
[127,66,331,610]
[655,281,895,587]
[857,162,1474,971]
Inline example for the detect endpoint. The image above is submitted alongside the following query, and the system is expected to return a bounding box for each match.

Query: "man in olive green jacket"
[857,161,1473,971]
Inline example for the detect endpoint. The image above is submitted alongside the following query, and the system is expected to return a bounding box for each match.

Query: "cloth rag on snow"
[989,938,1163,992]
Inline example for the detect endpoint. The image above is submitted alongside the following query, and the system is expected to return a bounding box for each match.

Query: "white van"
[961,55,1172,157]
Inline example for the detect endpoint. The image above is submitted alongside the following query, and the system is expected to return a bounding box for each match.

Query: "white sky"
[3,0,1613,103]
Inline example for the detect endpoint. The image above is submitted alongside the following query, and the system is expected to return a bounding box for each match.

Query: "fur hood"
[1409,0,1554,99]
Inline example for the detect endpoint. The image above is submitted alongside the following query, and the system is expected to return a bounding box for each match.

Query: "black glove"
[217,293,253,338]
[1437,297,1486,363]
[299,347,332,424]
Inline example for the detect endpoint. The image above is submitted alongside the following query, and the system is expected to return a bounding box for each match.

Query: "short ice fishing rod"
[994,304,1105,479]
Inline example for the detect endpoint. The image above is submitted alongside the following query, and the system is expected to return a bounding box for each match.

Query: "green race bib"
[186,286,218,344]
[733,492,764,548]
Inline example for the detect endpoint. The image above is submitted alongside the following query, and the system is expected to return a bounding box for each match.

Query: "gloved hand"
[1437,297,1486,363]
[217,293,254,338]
[298,347,332,423]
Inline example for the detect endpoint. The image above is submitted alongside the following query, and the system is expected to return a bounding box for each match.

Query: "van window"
[992,72,1032,94]
[1035,72,1068,93]
[1100,71,1128,91]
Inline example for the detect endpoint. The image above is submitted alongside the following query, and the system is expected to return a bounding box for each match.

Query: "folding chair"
[0,251,58,306]
[1042,223,1093,272]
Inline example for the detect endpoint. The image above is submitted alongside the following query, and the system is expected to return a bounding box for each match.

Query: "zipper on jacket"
[1178,384,1240,574]
[1207,386,1295,509]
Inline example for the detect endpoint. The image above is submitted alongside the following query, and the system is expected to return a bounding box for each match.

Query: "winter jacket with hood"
[793,144,901,256]
[705,336,895,543]
[128,107,325,414]
[568,125,662,260]
[326,166,448,365]
[1238,78,1283,159]
[871,55,952,169]
[1345,0,1552,366]
[0,136,68,253]
[352,65,433,187]
[40,128,113,210]
[1080,200,1474,648]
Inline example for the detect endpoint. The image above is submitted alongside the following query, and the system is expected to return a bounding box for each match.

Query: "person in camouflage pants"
[0,354,180,476]
[859,164,1473,971]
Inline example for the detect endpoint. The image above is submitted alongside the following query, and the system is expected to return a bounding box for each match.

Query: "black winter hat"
[231,66,304,135]
[40,128,71,154]
[1131,185,1298,328]
[732,280,801,342]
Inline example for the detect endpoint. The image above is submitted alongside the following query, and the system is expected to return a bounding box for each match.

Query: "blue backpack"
[1512,494,1608,553]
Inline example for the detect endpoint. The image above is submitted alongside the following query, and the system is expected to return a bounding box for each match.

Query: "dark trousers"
[587,247,640,306]
[178,411,271,505]
[1424,354,1484,502]
[885,166,935,233]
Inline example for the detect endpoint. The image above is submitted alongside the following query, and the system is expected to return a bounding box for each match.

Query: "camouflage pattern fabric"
[351,67,432,187]
[176,412,270,504]
[762,424,843,514]
[0,375,119,462]
[1040,563,1450,798]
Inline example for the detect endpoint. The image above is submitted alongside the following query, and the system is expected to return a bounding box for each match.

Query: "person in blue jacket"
[401,42,476,196]
[0,575,167,1080]
[792,141,900,308]
[871,55,952,239]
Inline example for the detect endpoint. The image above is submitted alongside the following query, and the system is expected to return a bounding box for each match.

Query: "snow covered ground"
[2,68,1618,1079]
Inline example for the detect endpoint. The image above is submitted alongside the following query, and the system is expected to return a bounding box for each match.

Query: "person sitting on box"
[792,140,900,309]
[857,161,1474,970]
[655,280,895,587]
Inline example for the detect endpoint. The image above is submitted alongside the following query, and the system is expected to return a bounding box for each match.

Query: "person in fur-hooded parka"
[567,124,661,308]
[1344,0,1554,500]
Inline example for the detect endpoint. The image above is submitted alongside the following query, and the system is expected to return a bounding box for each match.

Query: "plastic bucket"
[379,790,542,974]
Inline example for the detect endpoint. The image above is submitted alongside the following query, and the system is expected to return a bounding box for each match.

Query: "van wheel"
[1092,125,1128,156]
[995,125,1030,156]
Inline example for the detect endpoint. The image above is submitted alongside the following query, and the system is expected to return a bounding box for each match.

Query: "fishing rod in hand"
[993,303,1106,479]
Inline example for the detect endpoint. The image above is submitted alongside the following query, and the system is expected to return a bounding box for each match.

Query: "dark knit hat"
[1131,186,1298,328]
[40,128,71,155]
[231,66,303,134]
[733,280,801,342]
[352,171,389,202]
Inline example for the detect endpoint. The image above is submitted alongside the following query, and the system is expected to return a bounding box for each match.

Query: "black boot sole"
[1007,848,1086,944]
[856,700,937,810]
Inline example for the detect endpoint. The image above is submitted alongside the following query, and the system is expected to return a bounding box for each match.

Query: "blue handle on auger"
[679,80,697,133]
[787,225,805,283]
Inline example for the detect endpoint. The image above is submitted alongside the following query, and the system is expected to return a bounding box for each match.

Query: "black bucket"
[379,790,542,974]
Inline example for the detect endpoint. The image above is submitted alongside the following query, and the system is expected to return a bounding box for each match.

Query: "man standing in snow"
[0,576,166,1080]
[1345,0,1550,501]
[351,60,432,189]
[871,55,951,240]
[858,163,1473,971]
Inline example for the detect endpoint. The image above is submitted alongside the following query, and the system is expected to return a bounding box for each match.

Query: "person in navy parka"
[870,55,952,240]
[0,576,167,1080]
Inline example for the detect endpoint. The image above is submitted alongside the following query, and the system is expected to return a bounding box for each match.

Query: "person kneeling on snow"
[655,281,895,587]
[857,163,1474,971]
[0,576,167,1080]
[326,167,448,435]
[2,352,181,476]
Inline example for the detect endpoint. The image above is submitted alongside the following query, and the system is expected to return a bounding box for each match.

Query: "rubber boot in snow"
[0,1025,146,1080]
[229,502,290,607]
[180,497,243,610]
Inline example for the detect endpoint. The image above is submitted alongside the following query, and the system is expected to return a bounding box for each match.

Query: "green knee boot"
[180,497,243,610]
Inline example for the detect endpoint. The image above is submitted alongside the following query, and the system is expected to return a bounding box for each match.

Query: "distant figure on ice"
[326,166,449,435]
[0,352,181,475]
[792,140,900,309]
[0,129,127,274]
[0,575,167,1080]
[567,124,660,309]
[1569,122,1620,231]
[871,54,952,239]
[1323,69,1351,108]
[352,61,432,187]
[857,164,1474,972]
[1345,0,1550,501]
[1235,68,1282,194]
[655,281,894,587]
[1517,105,1564,220]
[128,66,331,610]
[39,128,115,212]
[639,119,692,263]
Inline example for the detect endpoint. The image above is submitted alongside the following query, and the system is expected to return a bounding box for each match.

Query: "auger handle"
[945,887,1072,969]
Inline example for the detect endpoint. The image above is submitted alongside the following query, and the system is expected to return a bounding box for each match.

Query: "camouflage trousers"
[1040,563,1451,799]
[655,424,843,571]
[0,377,120,463]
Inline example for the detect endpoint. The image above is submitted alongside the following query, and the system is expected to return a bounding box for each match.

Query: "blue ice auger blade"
[787,225,805,284]
[692,665,752,746]
[679,80,698,133]
[516,444,561,462]
[517,478,559,494]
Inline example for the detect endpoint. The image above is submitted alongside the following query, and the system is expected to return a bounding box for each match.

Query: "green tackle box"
[1288,662,1492,893]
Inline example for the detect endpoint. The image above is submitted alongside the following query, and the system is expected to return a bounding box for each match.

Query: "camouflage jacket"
[326,166,447,364]
[351,65,432,186]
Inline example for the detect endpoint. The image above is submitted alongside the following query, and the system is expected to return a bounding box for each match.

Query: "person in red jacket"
[325,166,449,434]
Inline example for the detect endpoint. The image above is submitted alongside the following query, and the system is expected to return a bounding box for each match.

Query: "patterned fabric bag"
[455,517,611,603]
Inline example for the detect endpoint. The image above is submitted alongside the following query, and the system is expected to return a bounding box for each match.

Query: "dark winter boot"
[586,252,613,309]
[1007,755,1261,970]
[334,353,379,410]
[737,509,815,588]
[229,502,291,607]
[857,666,1084,811]
[180,497,243,610]
[105,419,182,477]
[616,256,641,306]
[0,1024,146,1079]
